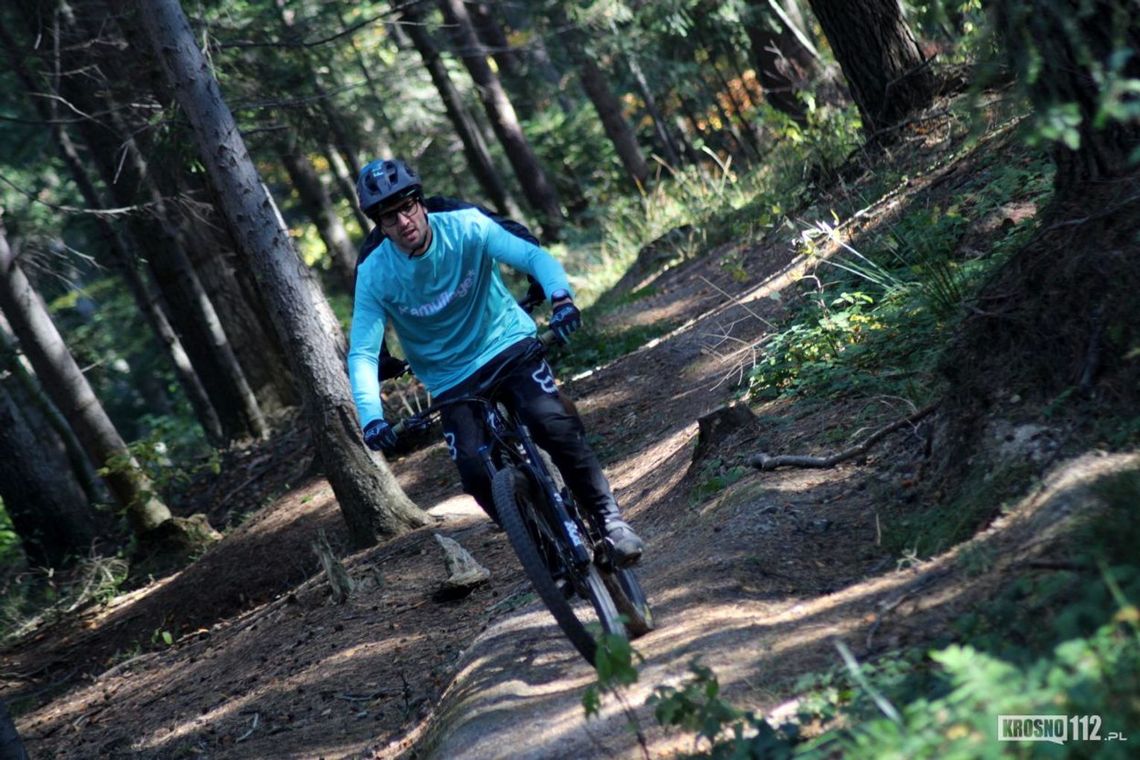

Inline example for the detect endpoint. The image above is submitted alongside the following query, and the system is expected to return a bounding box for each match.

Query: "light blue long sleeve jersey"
[348,207,573,427]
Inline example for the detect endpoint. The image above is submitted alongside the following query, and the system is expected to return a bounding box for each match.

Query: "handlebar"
[390,330,558,437]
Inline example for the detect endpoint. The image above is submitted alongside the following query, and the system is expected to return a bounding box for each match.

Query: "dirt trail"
[6,117,1103,759]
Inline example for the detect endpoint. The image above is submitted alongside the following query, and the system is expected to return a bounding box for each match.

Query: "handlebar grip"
[538,329,558,346]
[391,420,407,436]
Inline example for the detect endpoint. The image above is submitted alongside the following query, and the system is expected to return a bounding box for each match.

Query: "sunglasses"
[379,197,421,226]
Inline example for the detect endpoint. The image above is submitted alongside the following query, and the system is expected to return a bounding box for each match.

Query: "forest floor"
[3,104,1134,759]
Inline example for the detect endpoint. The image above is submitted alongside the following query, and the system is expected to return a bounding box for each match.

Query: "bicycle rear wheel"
[492,467,625,666]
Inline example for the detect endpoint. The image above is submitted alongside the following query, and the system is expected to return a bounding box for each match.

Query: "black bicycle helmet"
[356,158,422,217]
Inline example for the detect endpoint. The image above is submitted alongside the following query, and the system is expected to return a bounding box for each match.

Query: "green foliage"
[583,632,641,718]
[747,152,1053,404]
[798,467,1140,758]
[990,0,1140,161]
[905,0,987,50]
[649,660,800,758]
[823,618,1139,760]
[691,459,747,505]
[0,501,21,567]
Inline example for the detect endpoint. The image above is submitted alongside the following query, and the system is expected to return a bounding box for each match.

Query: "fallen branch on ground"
[749,403,938,471]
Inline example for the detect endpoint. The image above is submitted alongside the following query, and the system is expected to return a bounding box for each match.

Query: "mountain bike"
[391,332,653,666]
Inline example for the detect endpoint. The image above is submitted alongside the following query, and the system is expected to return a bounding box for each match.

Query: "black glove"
[378,354,409,381]
[548,300,581,345]
[363,419,398,453]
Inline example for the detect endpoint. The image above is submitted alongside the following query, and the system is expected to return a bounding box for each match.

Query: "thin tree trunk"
[276,132,358,292]
[744,0,820,123]
[333,5,396,159]
[468,1,534,120]
[0,316,105,505]
[625,50,683,167]
[0,371,95,568]
[438,0,564,241]
[550,6,650,189]
[44,4,270,443]
[394,1,518,218]
[0,19,226,446]
[324,143,373,233]
[0,224,172,535]
[693,27,763,159]
[273,0,363,181]
[138,0,432,547]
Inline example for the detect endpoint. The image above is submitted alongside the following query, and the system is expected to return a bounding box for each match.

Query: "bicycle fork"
[482,425,593,571]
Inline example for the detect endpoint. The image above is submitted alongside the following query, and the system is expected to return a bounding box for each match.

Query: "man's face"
[379,197,429,254]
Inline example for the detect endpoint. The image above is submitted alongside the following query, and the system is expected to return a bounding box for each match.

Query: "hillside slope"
[6,100,1138,759]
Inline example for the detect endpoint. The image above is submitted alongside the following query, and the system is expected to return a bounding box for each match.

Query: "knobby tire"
[492,467,624,666]
[539,448,654,638]
[603,567,654,637]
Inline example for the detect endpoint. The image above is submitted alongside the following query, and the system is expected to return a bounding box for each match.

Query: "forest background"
[0,0,1138,758]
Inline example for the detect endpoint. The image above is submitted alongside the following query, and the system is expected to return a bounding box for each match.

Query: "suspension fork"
[515,422,592,568]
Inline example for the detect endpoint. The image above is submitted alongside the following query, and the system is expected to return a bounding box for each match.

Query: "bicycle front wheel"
[603,566,654,638]
[492,466,625,666]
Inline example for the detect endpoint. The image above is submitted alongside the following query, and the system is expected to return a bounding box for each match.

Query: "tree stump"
[691,403,758,466]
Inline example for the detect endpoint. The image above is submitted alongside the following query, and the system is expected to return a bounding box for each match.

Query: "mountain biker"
[347,158,645,565]
[357,195,545,381]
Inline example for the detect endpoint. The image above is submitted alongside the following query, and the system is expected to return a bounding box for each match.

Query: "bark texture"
[992,0,1140,194]
[0,362,95,568]
[0,223,173,535]
[137,0,431,547]
[809,0,934,137]
[438,0,564,240]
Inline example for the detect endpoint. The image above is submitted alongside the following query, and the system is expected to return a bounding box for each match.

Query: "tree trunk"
[334,4,397,160]
[0,370,95,568]
[551,7,651,189]
[0,223,172,536]
[273,0,363,181]
[468,1,534,120]
[0,699,27,760]
[0,316,105,505]
[137,0,432,547]
[395,0,517,218]
[276,132,358,292]
[808,0,934,138]
[692,26,763,160]
[992,0,1140,195]
[438,0,564,241]
[324,143,373,233]
[625,51,683,167]
[502,4,576,115]
[744,0,820,123]
[41,6,271,443]
[0,20,226,446]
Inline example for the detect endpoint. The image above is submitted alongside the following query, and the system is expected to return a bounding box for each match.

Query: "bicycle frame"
[392,334,596,571]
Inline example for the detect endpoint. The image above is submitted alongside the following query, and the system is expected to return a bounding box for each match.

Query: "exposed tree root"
[749,403,938,471]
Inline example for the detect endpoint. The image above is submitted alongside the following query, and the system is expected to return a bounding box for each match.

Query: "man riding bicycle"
[347,158,644,565]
